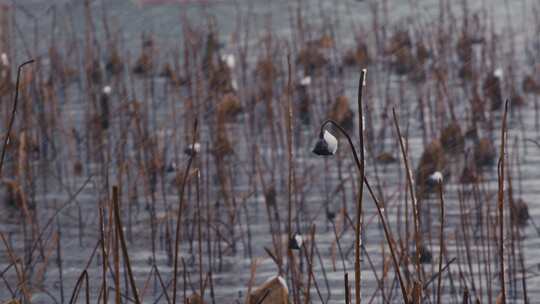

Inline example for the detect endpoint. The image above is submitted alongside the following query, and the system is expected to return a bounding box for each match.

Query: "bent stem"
[68,270,89,304]
[319,119,362,173]
[318,119,408,302]
[0,59,34,177]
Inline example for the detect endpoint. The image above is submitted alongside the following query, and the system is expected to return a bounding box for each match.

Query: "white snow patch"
[276,276,289,293]
[361,69,368,86]
[1,53,8,66]
[294,234,303,248]
[494,68,504,79]
[323,130,338,155]
[300,76,311,86]
[429,171,444,183]
[191,142,201,153]
[222,53,235,69]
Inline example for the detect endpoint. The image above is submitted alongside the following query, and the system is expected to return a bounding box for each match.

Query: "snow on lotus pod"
[312,130,338,156]
[221,53,235,70]
[184,142,201,156]
[1,53,8,66]
[288,233,303,250]
[494,67,504,79]
[103,85,112,95]
[300,76,311,86]
[483,71,503,111]
[415,140,447,199]
[428,171,443,184]
[100,86,112,129]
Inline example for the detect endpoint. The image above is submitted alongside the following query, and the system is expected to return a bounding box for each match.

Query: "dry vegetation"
[1,0,540,303]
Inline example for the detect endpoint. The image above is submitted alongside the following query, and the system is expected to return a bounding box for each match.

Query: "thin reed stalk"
[354,68,367,304]
[437,182,445,304]
[112,185,141,303]
[68,270,90,304]
[99,207,108,304]
[317,119,408,302]
[345,272,351,304]
[0,59,34,177]
[113,198,120,304]
[392,108,423,283]
[0,231,30,302]
[497,100,509,303]
[285,54,299,304]
[172,120,198,304]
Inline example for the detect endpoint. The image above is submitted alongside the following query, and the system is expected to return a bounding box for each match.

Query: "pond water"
[1,0,540,303]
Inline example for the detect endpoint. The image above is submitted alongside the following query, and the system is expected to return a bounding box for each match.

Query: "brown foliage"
[440,122,464,154]
[329,96,354,132]
[415,140,447,198]
[343,42,370,67]
[474,138,496,167]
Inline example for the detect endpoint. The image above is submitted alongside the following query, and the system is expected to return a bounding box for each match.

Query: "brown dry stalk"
[244,259,260,304]
[437,182,445,304]
[196,168,204,300]
[423,257,456,291]
[113,195,121,304]
[286,54,294,240]
[139,267,155,301]
[99,207,108,304]
[345,272,351,304]
[34,232,59,286]
[497,100,509,303]
[112,185,141,303]
[68,270,90,304]
[153,264,171,304]
[285,54,298,304]
[301,225,325,304]
[363,177,409,302]
[318,116,407,302]
[355,68,367,304]
[392,108,423,283]
[0,59,34,177]
[26,175,94,265]
[172,119,198,304]
[0,231,30,302]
